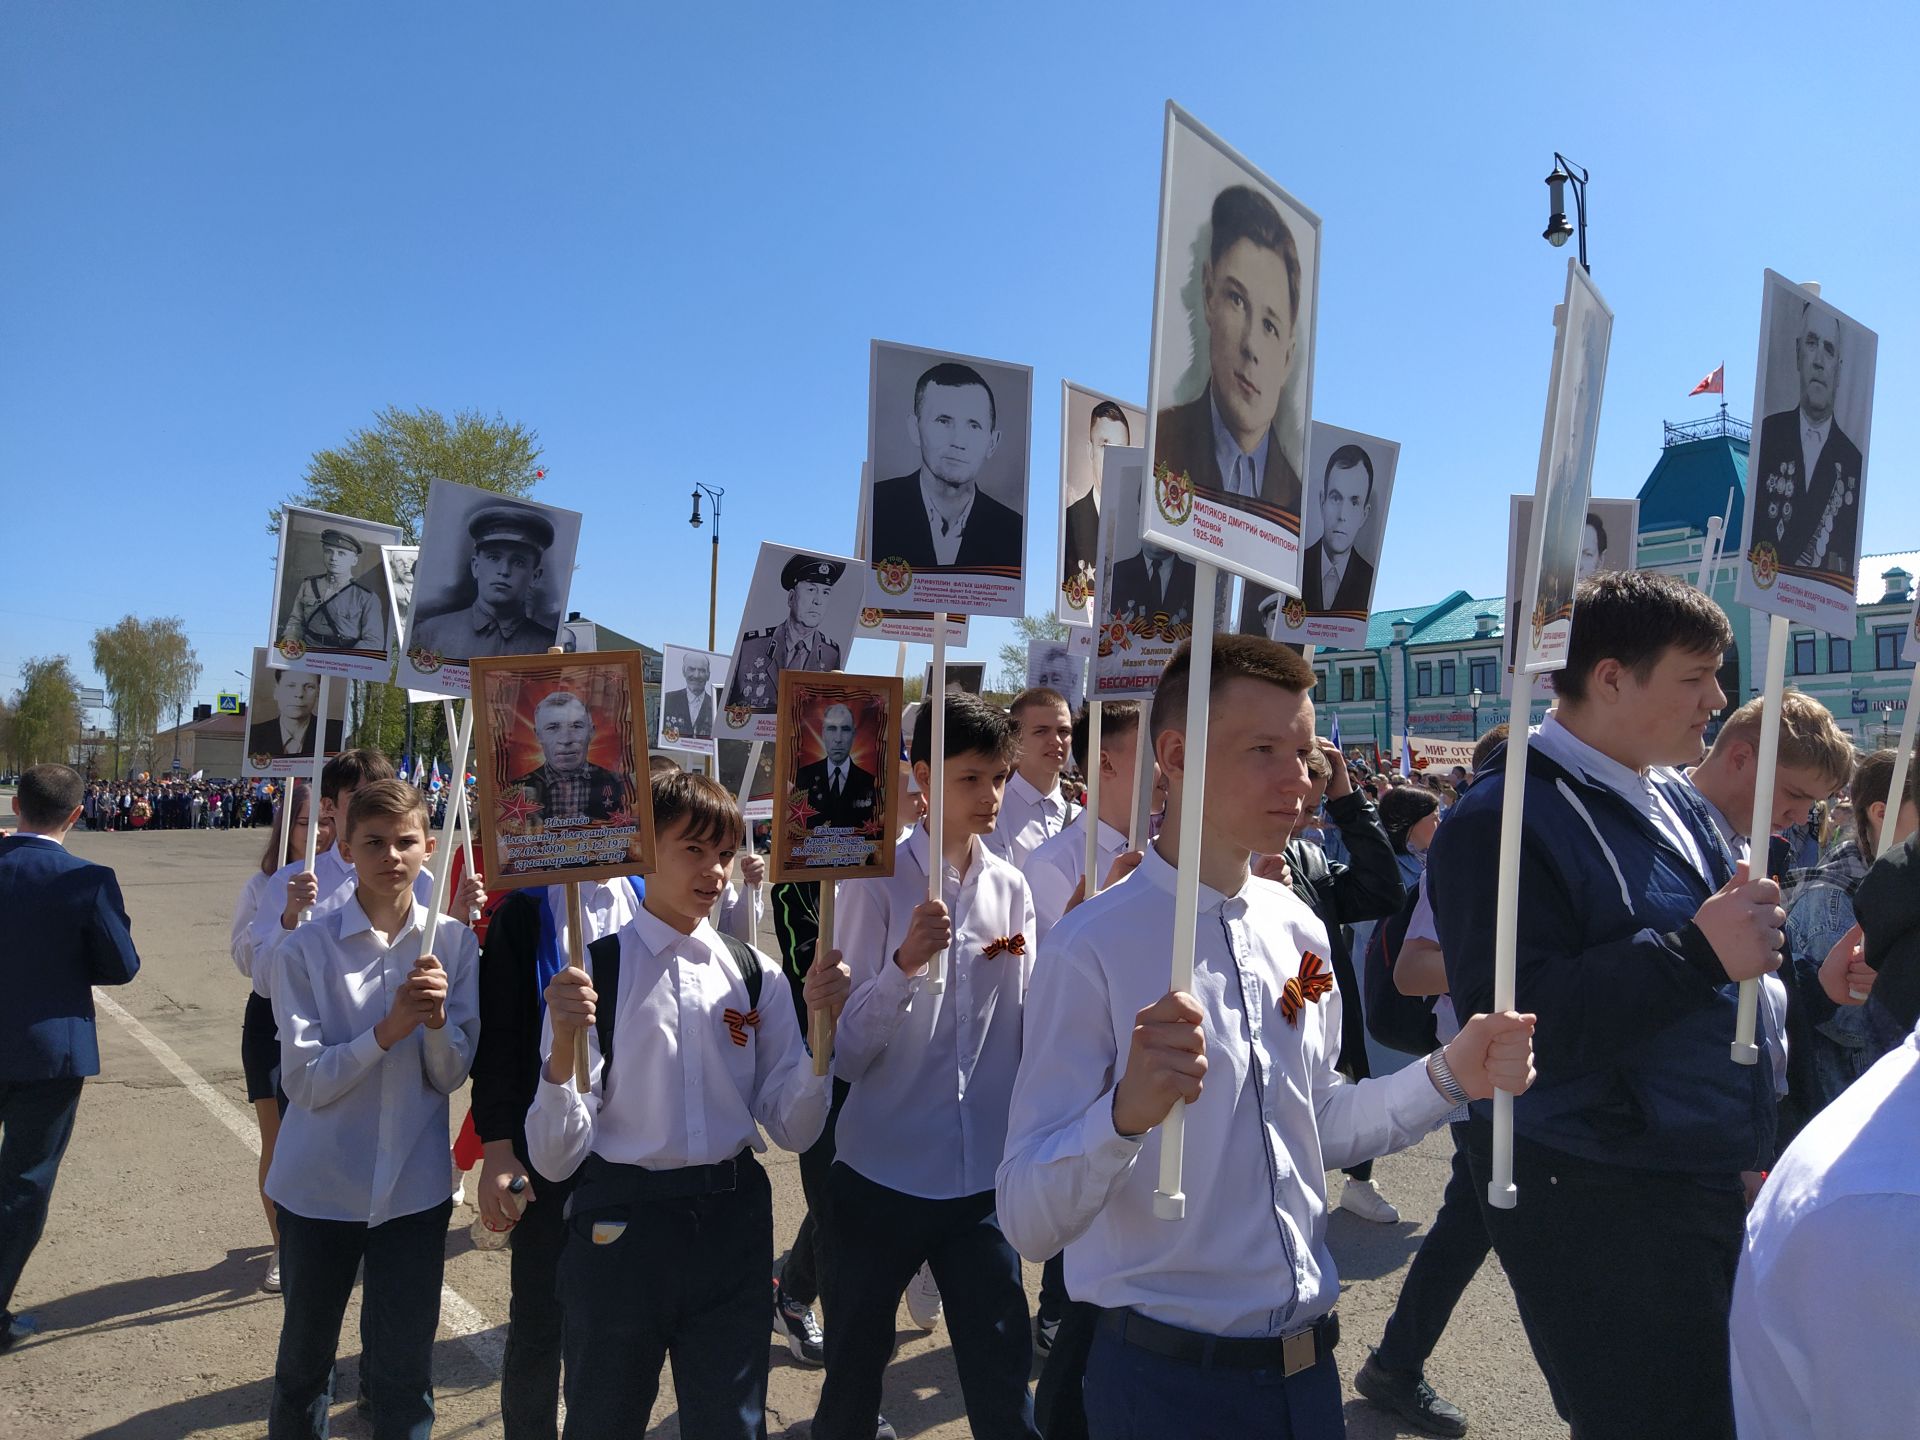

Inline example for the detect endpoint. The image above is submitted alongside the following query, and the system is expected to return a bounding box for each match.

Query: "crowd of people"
[79,777,277,831]
[4,569,1919,1440]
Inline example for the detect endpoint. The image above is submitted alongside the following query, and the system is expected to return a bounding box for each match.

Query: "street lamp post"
[1542,153,1591,273]
[689,484,725,650]
[1470,687,1483,739]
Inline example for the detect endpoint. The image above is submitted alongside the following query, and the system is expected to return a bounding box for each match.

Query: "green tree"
[91,616,201,774]
[996,613,1071,693]
[8,656,83,768]
[276,406,547,760]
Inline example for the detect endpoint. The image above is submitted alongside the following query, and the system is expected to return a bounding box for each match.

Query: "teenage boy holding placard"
[1025,701,1150,939]
[998,634,1536,1440]
[988,687,1079,866]
[1429,571,1789,1440]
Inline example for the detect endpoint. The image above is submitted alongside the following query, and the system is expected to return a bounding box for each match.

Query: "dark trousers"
[1082,1321,1343,1440]
[0,1077,85,1317]
[1034,1300,1098,1440]
[778,1077,848,1313]
[1373,1123,1489,1378]
[1038,1251,1067,1323]
[1462,1122,1744,1440]
[1329,942,1372,1183]
[812,1164,1038,1440]
[558,1154,773,1440]
[270,1198,453,1440]
[501,1158,575,1440]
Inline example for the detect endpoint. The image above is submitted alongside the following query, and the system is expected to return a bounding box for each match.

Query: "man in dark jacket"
[1856,763,1920,1057]
[1,764,141,1351]
[1429,571,1787,1440]
[1270,740,1405,1222]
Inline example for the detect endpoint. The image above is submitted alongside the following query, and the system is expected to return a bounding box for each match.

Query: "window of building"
[1361,669,1377,700]
[1416,662,1433,697]
[1340,669,1356,702]
[1469,657,1497,694]
[1439,659,1457,695]
[1877,627,1914,670]
[1792,634,1817,676]
[1830,637,1852,673]
[1314,668,1328,699]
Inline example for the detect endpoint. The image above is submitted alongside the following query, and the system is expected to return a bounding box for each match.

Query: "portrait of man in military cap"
[407,501,566,663]
[269,506,403,679]
[505,690,631,826]
[726,553,848,710]
[282,528,387,652]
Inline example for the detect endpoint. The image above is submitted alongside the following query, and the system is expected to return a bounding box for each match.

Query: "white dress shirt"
[918,469,976,567]
[246,846,432,1000]
[989,770,1078,869]
[833,827,1036,1200]
[1209,390,1271,500]
[1026,813,1130,939]
[1531,715,1711,878]
[230,869,272,980]
[1731,1022,1920,1439]
[997,845,1453,1338]
[265,898,479,1226]
[525,903,828,1182]
[1798,411,1831,483]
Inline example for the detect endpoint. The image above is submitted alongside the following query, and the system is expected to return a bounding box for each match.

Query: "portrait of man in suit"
[1062,399,1133,613]
[1301,443,1377,614]
[506,690,628,826]
[661,650,721,743]
[794,702,878,831]
[248,667,344,761]
[1153,184,1305,522]
[1109,540,1197,627]
[870,362,1024,571]
[1753,300,1865,580]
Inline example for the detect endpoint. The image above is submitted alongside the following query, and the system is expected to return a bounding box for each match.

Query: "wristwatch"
[1426,1047,1471,1107]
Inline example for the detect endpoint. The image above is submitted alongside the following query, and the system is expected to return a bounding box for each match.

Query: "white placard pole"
[895,640,908,679]
[812,882,836,1077]
[565,881,591,1092]
[1485,717,1532,1209]
[276,778,294,876]
[298,675,331,922]
[927,612,949,994]
[427,697,473,926]
[444,699,482,921]
[1130,713,1155,849]
[1153,561,1218,1221]
[1696,515,1725,594]
[1733,613,1792,1064]
[1082,701,1104,900]
[1880,669,1920,863]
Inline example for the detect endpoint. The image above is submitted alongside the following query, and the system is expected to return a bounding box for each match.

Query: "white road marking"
[92,987,507,1374]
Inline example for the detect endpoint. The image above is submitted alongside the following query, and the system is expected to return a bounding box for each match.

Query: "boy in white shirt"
[808,694,1042,1440]
[266,780,480,1439]
[1025,700,1149,939]
[988,687,1078,866]
[997,635,1536,1440]
[529,770,848,1440]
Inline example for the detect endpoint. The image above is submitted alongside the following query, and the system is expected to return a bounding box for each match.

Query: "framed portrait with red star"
[469,649,656,890]
[770,670,903,884]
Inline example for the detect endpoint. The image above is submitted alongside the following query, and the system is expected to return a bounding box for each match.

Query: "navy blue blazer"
[0,833,141,1081]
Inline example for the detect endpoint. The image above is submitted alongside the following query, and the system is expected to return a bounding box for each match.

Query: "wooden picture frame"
[470,650,656,890]
[770,670,903,884]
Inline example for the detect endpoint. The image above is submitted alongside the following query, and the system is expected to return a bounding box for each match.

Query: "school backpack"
[585,929,764,1086]
[1360,878,1441,1056]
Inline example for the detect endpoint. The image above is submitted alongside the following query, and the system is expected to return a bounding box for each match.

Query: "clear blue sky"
[4,2,1915,717]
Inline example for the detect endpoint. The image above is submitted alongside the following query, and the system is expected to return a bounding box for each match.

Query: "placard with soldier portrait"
[852,461,970,645]
[379,545,441,703]
[1239,422,1399,651]
[657,644,730,758]
[1091,445,1192,701]
[1505,494,1639,699]
[863,339,1033,619]
[243,646,350,776]
[1026,639,1087,712]
[469,650,655,890]
[1142,103,1321,596]
[1057,381,1147,625]
[920,660,987,698]
[770,671,903,883]
[720,541,866,743]
[400,478,584,699]
[1736,271,1879,640]
[268,506,404,683]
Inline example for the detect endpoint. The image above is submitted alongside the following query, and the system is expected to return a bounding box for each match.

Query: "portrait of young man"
[870,360,1023,571]
[1060,392,1139,618]
[410,501,565,663]
[280,526,387,653]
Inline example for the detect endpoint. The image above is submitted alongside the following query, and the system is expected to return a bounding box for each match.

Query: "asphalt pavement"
[1,825,1567,1438]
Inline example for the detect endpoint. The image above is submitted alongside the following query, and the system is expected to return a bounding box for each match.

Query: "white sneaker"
[904,1262,942,1330]
[1340,1177,1401,1224]
[452,1158,466,1209]
[262,1250,282,1294]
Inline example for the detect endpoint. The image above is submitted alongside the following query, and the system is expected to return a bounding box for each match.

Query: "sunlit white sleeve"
[831,876,919,1082]
[525,1009,604,1182]
[1309,986,1452,1174]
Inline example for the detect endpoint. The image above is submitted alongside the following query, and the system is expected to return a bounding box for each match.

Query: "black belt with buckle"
[564,1150,749,1217]
[1097,1307,1339,1376]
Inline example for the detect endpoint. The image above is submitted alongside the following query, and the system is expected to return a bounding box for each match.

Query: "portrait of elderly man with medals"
[727,554,848,711]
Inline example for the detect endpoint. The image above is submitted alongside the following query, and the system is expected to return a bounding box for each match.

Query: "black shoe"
[0,1313,40,1354]
[785,1419,896,1439]
[1355,1351,1468,1437]
[772,1280,826,1368]
[1033,1313,1060,1356]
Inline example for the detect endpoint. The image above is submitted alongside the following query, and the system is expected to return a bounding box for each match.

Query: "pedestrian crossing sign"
[216,693,240,714]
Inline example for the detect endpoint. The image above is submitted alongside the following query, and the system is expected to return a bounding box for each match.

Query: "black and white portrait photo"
[1737,271,1879,640]
[243,647,348,775]
[1056,382,1146,625]
[1144,104,1320,596]
[381,545,418,639]
[920,660,986,699]
[1026,639,1087,712]
[720,542,866,742]
[1090,445,1191,702]
[1239,421,1399,650]
[658,644,730,757]
[1506,493,1639,690]
[401,478,583,696]
[864,340,1032,619]
[268,506,402,683]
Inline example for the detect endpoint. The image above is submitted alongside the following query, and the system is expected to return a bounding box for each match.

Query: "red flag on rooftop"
[1688,364,1724,397]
